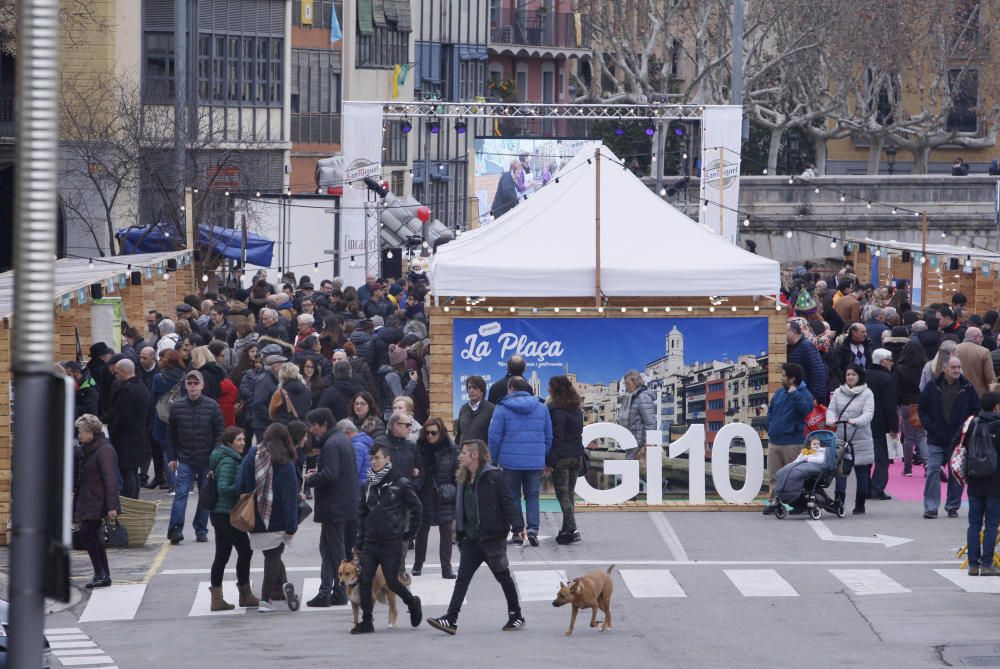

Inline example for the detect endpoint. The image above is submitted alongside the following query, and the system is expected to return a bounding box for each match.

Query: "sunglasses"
[425,430,440,436]
[186,380,202,385]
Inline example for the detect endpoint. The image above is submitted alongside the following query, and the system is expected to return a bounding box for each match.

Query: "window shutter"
[393,0,411,31]
[357,0,374,35]
[143,0,175,30]
[373,0,387,27]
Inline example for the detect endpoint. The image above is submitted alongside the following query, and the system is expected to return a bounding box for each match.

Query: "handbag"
[908,404,922,429]
[887,433,904,461]
[198,470,218,512]
[230,492,257,532]
[435,482,457,503]
[297,499,313,523]
[103,518,129,548]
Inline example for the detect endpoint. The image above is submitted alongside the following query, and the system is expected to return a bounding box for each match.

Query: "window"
[143,32,175,102]
[357,25,409,69]
[291,48,342,144]
[709,382,724,393]
[947,68,979,133]
[383,120,408,165]
[390,170,405,196]
[458,57,486,101]
[708,399,724,410]
[192,32,283,106]
[708,421,723,432]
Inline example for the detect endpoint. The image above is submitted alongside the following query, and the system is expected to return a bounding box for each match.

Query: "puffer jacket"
[209,444,243,514]
[488,391,553,470]
[826,383,876,466]
[167,395,225,467]
[355,467,422,547]
[766,383,814,446]
[547,404,584,465]
[416,437,458,525]
[622,385,656,446]
[351,432,373,488]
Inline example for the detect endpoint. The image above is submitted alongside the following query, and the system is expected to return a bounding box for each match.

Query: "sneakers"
[502,613,526,631]
[283,582,300,611]
[980,563,1000,576]
[923,511,938,519]
[968,564,980,576]
[257,600,275,613]
[903,470,913,478]
[947,510,960,518]
[762,504,778,516]
[196,534,208,543]
[85,574,111,589]
[555,531,581,545]
[408,596,422,628]
[427,616,458,635]
[169,531,184,545]
[306,593,331,608]
[527,532,539,547]
[411,564,422,576]
[330,589,348,606]
[350,620,374,634]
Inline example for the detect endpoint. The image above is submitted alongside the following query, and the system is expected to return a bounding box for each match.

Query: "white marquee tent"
[430,145,780,298]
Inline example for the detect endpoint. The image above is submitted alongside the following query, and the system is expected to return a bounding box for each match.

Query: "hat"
[388,344,407,366]
[300,282,314,290]
[371,315,385,328]
[389,284,403,296]
[891,326,909,338]
[259,344,284,357]
[108,354,125,366]
[184,369,204,383]
[89,342,112,358]
[400,333,420,347]
[265,354,288,365]
[175,303,193,313]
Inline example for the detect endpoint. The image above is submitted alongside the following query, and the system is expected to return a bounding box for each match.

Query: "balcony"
[0,97,13,139]
[291,113,341,146]
[490,9,590,58]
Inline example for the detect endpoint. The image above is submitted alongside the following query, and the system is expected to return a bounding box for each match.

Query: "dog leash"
[516,536,572,582]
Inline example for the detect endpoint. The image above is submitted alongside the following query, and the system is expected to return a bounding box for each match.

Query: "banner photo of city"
[453,316,771,441]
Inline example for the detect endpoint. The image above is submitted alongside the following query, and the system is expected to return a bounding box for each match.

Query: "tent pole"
[719,146,725,236]
[595,147,602,307]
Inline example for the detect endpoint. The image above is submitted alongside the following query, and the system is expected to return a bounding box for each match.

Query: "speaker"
[90,283,103,300]
[130,271,142,285]
[381,247,402,279]
[167,258,178,271]
[901,250,911,262]
[843,244,850,257]
[949,258,959,271]
[858,243,867,253]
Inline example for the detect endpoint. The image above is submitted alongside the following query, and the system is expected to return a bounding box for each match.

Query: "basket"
[118,496,160,548]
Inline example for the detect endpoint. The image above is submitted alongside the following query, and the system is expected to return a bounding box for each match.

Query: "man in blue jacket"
[763,363,814,515]
[488,376,552,546]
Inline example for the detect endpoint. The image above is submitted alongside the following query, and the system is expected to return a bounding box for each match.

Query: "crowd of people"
[767,262,1000,575]
[66,269,587,634]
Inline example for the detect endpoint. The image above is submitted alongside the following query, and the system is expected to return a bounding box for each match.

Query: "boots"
[852,492,866,515]
[238,582,260,608]
[209,586,235,611]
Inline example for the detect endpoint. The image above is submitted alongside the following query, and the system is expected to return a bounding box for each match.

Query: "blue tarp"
[117,225,275,268]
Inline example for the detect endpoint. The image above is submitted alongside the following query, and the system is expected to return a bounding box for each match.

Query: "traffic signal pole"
[9,0,60,666]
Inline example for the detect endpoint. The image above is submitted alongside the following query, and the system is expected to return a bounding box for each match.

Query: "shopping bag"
[230,493,257,532]
[887,434,904,461]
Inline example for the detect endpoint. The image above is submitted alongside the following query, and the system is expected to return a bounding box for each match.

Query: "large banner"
[453,317,769,440]
[340,101,385,285]
[699,105,743,246]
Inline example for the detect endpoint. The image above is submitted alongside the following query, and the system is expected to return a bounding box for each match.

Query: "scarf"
[365,462,393,503]
[254,446,274,527]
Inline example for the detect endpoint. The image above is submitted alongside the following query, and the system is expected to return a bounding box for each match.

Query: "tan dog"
[338,558,410,629]
[551,565,615,636]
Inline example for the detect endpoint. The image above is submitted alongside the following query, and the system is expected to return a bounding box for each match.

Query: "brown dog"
[551,565,615,636]
[338,558,410,629]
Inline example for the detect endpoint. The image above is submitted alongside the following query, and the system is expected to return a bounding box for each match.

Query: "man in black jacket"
[427,439,525,635]
[62,361,100,418]
[918,355,979,519]
[866,350,898,501]
[251,354,285,442]
[167,369,225,544]
[319,360,366,420]
[352,443,423,634]
[305,409,359,608]
[487,355,528,406]
[104,360,151,499]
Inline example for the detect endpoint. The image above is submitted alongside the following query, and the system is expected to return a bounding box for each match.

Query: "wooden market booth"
[0,251,195,545]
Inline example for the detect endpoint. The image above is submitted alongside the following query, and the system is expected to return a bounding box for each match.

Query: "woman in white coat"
[826,363,876,515]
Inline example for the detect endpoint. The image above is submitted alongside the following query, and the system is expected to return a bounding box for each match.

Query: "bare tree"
[0,0,110,56]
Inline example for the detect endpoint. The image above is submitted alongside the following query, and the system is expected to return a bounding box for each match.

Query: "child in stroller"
[771,430,848,520]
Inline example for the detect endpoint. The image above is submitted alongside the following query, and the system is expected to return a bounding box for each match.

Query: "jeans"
[551,457,579,534]
[119,468,140,500]
[898,405,927,471]
[359,541,417,624]
[260,543,287,603]
[414,520,454,571]
[870,433,890,495]
[924,443,964,514]
[210,513,252,587]
[445,538,521,623]
[78,519,110,578]
[967,496,1000,567]
[502,468,542,533]
[168,462,209,538]
[835,464,871,498]
[319,521,346,596]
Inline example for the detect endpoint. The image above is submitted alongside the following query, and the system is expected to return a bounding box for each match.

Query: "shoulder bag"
[230,492,257,532]
[198,469,219,512]
[103,518,129,548]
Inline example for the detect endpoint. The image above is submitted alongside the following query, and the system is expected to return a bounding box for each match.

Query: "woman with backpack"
[268,362,313,426]
[965,391,1000,576]
[151,350,186,492]
[206,426,259,610]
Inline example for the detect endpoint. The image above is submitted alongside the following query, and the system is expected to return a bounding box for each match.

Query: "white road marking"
[829,569,910,595]
[724,569,798,597]
[48,642,99,650]
[45,628,83,634]
[78,584,147,622]
[408,575,463,606]
[620,569,687,598]
[52,656,115,666]
[513,570,567,602]
[52,649,109,657]
[650,513,690,561]
[188,581,247,616]
[807,520,912,547]
[43,634,90,641]
[298,578,351,613]
[935,569,1000,594]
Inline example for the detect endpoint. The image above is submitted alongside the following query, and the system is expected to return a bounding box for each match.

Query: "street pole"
[719,145,725,236]
[10,0,59,666]
[594,147,602,307]
[174,0,187,204]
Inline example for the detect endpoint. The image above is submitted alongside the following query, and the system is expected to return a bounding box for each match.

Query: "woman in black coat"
[893,340,928,475]
[73,414,120,589]
[412,417,457,578]
[547,375,585,545]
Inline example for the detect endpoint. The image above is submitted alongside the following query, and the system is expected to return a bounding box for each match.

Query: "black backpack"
[967,418,999,478]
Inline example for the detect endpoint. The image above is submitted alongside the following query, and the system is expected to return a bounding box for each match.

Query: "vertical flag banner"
[700,106,743,245]
[330,1,343,44]
[301,0,314,25]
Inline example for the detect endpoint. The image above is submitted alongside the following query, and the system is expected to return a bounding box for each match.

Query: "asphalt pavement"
[12,480,1000,669]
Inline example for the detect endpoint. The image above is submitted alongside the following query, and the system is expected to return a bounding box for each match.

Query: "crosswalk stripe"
[724,569,798,597]
[45,628,83,635]
[188,582,248,616]
[52,656,115,666]
[935,569,1000,594]
[52,649,108,657]
[45,634,90,642]
[79,583,147,623]
[619,569,687,598]
[408,574,463,606]
[49,642,98,650]
[829,569,910,595]
[298,578,351,613]
[514,570,566,602]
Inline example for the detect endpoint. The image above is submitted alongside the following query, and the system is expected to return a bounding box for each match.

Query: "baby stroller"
[773,430,847,520]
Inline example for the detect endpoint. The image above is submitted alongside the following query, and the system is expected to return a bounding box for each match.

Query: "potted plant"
[488,78,517,101]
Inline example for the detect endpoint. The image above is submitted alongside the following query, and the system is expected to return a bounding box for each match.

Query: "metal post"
[10,0,59,665]
[719,145,725,236]
[594,148,602,307]
[731,0,744,106]
[422,125,431,242]
[174,0,187,201]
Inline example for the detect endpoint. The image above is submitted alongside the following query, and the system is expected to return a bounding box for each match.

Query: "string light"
[762,168,768,175]
[575,307,582,313]
[597,307,604,313]
[465,306,471,312]
[840,195,846,202]
[731,306,737,312]
[743,217,750,227]
[88,258,94,269]
[686,306,693,312]
[866,202,872,209]
[620,307,627,313]
[554,307,560,313]
[659,188,667,196]
[753,306,760,312]
[830,240,837,248]
[444,306,450,312]
[163,271,171,281]
[665,307,671,313]
[201,273,209,282]
[386,251,393,259]
[785,230,793,238]
[814,187,819,194]
[642,307,649,313]
[510,306,517,313]
[487,306,494,312]
[709,306,716,312]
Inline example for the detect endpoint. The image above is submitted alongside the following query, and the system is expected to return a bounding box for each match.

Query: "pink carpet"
[885,459,967,504]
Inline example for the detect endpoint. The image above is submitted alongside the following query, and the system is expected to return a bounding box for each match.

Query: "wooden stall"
[0,251,195,545]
